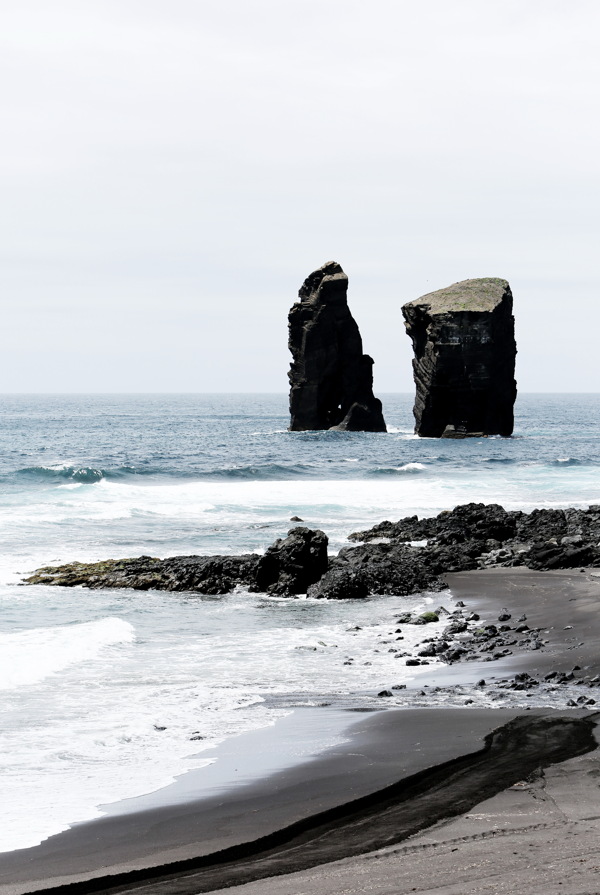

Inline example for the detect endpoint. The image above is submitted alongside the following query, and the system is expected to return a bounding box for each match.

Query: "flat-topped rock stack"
[402,278,517,438]
[288,261,386,432]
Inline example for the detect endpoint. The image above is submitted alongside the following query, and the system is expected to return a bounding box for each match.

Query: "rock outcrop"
[402,278,517,437]
[24,504,600,599]
[24,528,330,598]
[288,261,386,432]
[348,502,600,573]
[255,527,328,595]
[24,554,262,596]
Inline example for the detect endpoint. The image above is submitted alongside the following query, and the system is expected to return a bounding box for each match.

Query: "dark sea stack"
[402,278,517,438]
[288,261,386,432]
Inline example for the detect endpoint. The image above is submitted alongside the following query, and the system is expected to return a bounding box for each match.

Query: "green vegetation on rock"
[417,611,440,623]
[24,558,162,588]
[405,277,510,314]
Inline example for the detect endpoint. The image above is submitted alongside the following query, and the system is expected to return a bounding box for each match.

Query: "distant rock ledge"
[24,503,600,599]
[288,261,386,432]
[402,278,517,438]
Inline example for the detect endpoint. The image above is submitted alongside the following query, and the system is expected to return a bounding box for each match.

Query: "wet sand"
[413,566,600,690]
[447,566,600,678]
[0,708,522,894]
[2,568,600,895]
[211,742,600,895]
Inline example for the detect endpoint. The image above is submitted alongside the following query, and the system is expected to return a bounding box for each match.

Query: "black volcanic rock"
[288,261,386,432]
[348,502,600,574]
[402,278,517,438]
[24,528,329,597]
[307,568,369,600]
[255,527,329,595]
[349,502,518,544]
[23,554,261,596]
[25,504,600,600]
[327,542,448,596]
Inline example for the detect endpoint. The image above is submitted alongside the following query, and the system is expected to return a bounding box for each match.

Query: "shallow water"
[1,392,599,851]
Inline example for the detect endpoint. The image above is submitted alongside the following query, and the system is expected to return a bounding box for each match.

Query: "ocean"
[1,392,600,853]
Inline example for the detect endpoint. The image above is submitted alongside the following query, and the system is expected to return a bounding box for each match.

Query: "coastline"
[416,566,600,690]
[3,566,600,895]
[202,727,600,895]
[446,566,600,678]
[0,706,561,895]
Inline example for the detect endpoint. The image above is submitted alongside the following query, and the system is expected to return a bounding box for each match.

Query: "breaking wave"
[201,463,316,480]
[12,465,172,484]
[11,462,321,484]
[368,462,427,476]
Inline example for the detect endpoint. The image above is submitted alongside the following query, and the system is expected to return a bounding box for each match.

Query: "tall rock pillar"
[288,261,386,432]
[402,278,517,438]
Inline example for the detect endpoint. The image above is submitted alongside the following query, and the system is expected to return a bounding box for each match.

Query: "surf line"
[24,712,598,895]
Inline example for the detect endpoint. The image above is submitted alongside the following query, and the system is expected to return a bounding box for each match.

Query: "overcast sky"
[1,0,599,393]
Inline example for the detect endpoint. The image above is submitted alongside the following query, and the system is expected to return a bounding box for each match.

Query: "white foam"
[3,471,599,581]
[386,426,420,437]
[0,618,135,690]
[0,587,449,853]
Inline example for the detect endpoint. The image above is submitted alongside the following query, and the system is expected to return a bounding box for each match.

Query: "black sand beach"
[3,567,600,895]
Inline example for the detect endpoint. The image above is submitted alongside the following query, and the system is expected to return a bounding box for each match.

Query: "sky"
[1,0,599,393]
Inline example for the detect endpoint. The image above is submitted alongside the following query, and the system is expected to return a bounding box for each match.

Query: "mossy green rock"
[395,610,440,625]
[24,554,261,595]
[418,611,440,623]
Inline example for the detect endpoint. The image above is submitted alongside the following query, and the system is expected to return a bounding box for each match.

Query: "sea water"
[1,392,599,852]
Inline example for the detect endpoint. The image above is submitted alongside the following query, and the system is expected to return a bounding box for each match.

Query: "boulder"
[402,278,517,437]
[307,568,369,600]
[288,261,386,432]
[254,527,329,595]
[527,542,597,570]
[329,542,447,595]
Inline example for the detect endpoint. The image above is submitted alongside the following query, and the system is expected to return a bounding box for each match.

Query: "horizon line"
[0,391,598,397]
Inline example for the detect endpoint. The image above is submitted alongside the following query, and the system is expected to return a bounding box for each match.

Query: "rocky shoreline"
[24,502,600,598]
[24,502,600,714]
[11,521,600,894]
[368,592,600,712]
